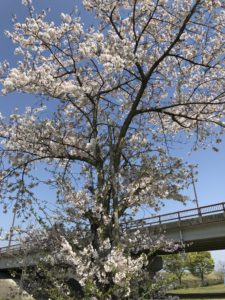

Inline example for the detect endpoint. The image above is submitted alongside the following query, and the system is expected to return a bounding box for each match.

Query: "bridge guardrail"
[121,202,225,230]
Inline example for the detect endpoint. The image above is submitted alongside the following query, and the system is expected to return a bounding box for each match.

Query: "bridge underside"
[184,236,225,252]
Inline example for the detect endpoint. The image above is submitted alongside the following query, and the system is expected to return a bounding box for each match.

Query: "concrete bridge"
[121,201,225,253]
[0,202,225,271]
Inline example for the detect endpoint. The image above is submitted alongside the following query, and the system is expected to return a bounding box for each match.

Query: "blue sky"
[0,0,224,267]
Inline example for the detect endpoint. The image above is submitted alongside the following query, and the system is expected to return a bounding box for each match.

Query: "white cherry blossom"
[0,0,224,298]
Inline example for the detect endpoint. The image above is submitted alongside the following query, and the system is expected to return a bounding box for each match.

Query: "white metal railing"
[121,202,225,230]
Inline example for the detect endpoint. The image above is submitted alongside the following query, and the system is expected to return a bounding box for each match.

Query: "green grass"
[170,283,225,294]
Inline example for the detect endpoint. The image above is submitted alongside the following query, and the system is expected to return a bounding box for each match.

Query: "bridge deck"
[0,202,225,268]
[121,202,225,230]
[121,202,225,253]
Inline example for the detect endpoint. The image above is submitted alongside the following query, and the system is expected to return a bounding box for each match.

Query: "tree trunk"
[201,272,204,286]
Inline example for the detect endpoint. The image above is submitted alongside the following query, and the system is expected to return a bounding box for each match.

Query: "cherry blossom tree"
[0,0,224,298]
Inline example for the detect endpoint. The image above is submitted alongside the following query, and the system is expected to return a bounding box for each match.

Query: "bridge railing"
[0,243,23,255]
[121,202,225,230]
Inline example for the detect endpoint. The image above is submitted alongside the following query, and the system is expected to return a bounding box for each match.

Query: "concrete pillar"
[148,255,163,273]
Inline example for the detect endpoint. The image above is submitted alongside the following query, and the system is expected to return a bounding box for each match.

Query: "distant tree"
[187,252,214,286]
[163,253,187,286]
[216,260,225,282]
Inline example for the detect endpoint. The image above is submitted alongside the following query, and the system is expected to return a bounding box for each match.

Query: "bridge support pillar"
[148,255,163,273]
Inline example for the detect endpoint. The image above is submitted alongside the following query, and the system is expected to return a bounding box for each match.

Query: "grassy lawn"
[170,283,225,294]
